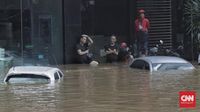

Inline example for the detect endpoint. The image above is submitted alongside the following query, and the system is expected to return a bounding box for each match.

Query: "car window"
[156,63,193,71]
[5,74,50,84]
[130,60,150,70]
[144,62,150,70]
[54,72,59,80]
[58,71,63,78]
[130,60,142,68]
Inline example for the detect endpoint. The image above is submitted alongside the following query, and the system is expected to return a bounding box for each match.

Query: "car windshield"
[152,63,193,71]
[5,74,50,84]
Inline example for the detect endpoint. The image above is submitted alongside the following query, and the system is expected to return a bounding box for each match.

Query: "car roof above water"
[137,56,189,64]
[8,66,59,74]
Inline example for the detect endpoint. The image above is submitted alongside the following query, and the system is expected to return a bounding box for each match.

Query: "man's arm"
[105,48,118,55]
[77,49,89,55]
[82,34,94,45]
[105,48,113,54]
[113,49,118,55]
[87,36,93,45]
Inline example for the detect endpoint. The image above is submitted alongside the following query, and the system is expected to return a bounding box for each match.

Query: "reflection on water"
[0,64,200,112]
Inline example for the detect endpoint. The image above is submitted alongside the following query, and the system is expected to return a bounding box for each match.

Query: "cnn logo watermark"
[179,91,196,108]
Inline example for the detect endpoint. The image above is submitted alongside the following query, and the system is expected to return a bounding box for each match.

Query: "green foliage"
[184,0,200,37]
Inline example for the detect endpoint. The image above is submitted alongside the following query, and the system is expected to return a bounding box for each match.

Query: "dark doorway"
[81,0,130,41]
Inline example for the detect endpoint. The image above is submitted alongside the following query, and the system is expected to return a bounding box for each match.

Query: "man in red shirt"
[135,9,150,56]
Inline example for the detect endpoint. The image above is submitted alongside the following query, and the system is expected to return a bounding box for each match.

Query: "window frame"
[57,70,63,78]
[130,59,150,71]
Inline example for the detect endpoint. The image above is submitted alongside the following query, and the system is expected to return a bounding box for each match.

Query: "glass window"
[5,74,50,84]
[153,63,193,71]
[0,0,63,72]
[54,72,59,80]
[130,60,150,70]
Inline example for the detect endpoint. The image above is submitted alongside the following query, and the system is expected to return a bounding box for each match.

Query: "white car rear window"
[5,74,50,84]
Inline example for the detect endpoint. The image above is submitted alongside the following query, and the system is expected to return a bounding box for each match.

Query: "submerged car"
[4,66,64,83]
[130,56,195,72]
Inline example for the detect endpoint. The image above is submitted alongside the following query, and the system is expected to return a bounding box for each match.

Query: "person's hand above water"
[81,34,94,45]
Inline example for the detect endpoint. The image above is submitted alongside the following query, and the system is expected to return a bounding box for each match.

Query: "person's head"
[80,35,87,44]
[110,35,117,44]
[120,42,127,48]
[138,9,145,19]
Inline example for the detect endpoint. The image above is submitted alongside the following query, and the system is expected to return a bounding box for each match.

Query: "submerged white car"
[130,56,195,72]
[4,66,64,83]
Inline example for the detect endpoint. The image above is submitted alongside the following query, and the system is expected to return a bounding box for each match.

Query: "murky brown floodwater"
[0,64,200,112]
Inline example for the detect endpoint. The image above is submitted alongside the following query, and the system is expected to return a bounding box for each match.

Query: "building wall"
[0,0,64,65]
[0,0,186,65]
[31,0,64,64]
[63,0,82,64]
[94,0,130,39]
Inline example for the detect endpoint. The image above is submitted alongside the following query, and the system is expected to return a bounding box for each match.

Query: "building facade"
[0,0,185,66]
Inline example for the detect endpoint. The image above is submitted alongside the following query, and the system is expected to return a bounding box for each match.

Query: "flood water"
[0,64,200,112]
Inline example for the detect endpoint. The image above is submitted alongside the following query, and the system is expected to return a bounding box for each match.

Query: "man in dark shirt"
[76,34,94,64]
[104,35,119,63]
